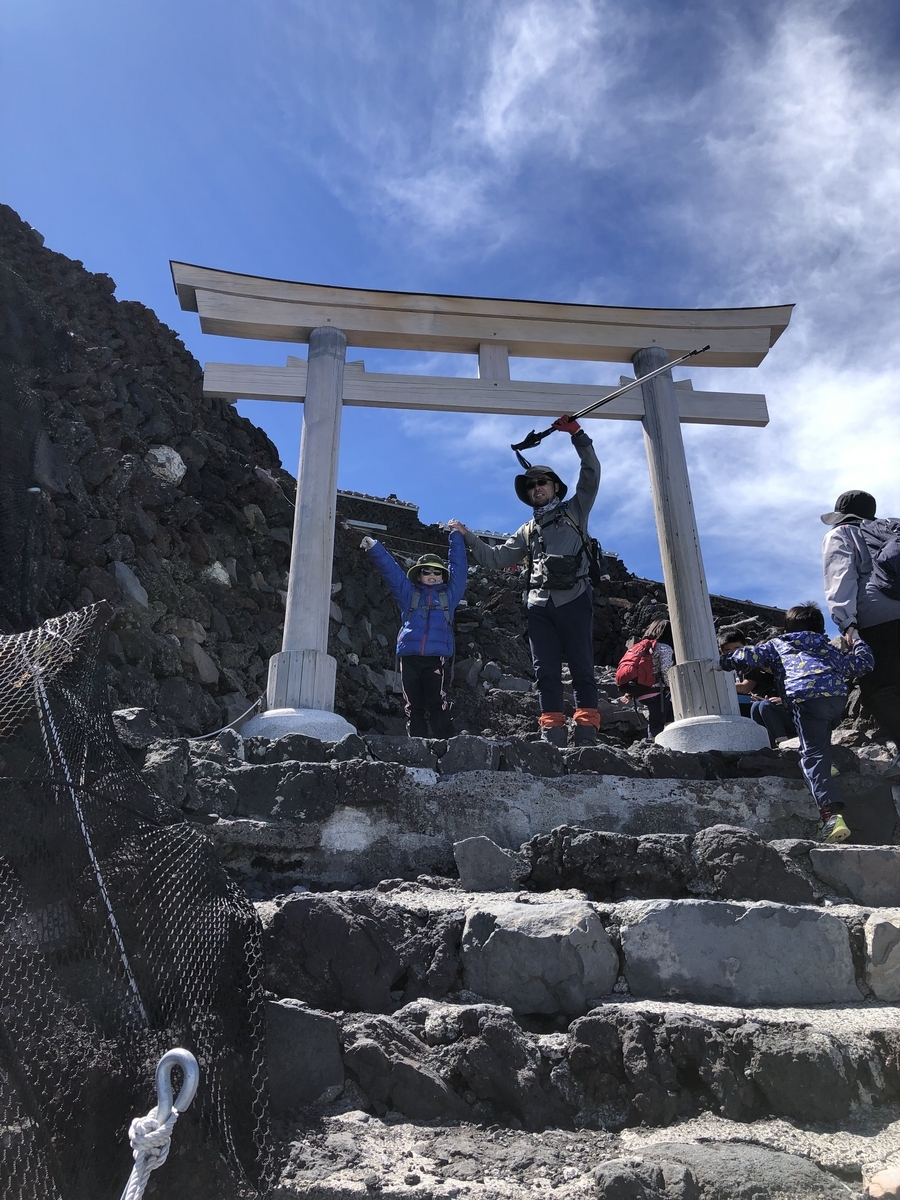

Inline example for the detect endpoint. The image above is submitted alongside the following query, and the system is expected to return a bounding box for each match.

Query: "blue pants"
[527,591,598,714]
[790,695,846,813]
[751,698,795,747]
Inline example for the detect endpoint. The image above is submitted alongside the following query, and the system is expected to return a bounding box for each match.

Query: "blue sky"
[3,0,899,622]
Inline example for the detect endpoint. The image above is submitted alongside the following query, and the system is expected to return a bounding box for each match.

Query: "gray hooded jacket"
[823,518,900,632]
[462,430,600,608]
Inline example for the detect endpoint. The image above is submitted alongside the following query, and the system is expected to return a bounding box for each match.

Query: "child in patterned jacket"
[720,602,874,843]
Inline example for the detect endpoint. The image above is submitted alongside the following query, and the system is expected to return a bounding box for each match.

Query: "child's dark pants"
[527,592,597,714]
[790,695,847,812]
[400,655,452,738]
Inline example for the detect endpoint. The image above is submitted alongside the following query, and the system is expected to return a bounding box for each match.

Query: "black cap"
[513,465,567,506]
[820,490,877,526]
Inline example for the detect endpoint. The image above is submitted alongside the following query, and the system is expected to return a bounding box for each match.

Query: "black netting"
[0,604,273,1199]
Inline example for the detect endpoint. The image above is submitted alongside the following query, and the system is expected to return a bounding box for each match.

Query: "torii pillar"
[170,261,792,749]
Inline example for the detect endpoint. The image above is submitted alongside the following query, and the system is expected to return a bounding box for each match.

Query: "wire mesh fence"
[0,604,273,1199]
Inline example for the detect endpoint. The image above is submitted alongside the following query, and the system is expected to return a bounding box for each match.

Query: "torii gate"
[171,263,792,751]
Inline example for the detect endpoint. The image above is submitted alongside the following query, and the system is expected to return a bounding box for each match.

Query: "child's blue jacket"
[721,630,874,700]
[366,531,467,658]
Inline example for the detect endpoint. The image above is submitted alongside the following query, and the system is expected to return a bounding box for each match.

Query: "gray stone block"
[365,735,438,770]
[266,999,344,1111]
[865,912,900,1001]
[453,836,528,891]
[497,674,532,692]
[461,900,619,1014]
[439,733,500,775]
[621,899,861,1005]
[809,846,900,906]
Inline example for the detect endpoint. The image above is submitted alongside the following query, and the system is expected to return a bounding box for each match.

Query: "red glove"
[552,414,582,434]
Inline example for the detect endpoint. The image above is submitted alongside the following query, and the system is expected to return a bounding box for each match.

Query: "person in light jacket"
[448,415,600,747]
[821,489,900,771]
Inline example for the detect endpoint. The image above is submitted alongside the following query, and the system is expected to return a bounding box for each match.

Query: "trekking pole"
[510,345,710,455]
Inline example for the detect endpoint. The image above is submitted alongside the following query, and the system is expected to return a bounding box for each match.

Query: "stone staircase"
[143,724,900,1197]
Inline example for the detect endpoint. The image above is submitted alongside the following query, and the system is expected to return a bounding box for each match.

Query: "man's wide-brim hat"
[514,465,568,506]
[406,554,450,581]
[820,489,877,525]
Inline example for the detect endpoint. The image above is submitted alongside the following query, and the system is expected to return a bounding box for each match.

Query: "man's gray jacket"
[823,518,900,632]
[462,431,600,607]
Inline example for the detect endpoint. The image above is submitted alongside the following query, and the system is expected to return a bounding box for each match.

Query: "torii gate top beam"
[170,262,793,368]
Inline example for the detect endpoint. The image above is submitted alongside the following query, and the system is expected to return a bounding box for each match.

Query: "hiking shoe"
[541,726,568,749]
[573,724,598,747]
[818,813,851,843]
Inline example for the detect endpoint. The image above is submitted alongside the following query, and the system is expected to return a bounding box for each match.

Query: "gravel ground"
[272,1105,900,1198]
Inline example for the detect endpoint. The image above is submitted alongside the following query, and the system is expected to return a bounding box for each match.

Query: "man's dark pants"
[527,591,598,713]
[790,695,847,813]
[858,619,900,745]
[400,655,452,737]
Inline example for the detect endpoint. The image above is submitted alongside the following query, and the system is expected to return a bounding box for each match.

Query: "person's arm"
[447,520,530,569]
[364,539,413,609]
[569,427,600,520]
[823,526,861,634]
[721,641,779,672]
[446,529,468,609]
[845,632,875,678]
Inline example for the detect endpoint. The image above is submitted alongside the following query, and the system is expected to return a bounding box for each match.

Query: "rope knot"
[121,1109,179,1200]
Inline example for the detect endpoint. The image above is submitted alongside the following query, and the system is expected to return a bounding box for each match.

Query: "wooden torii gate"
[171,263,792,750]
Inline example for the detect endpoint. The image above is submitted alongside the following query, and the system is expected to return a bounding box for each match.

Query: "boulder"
[265,999,343,1111]
[364,735,438,770]
[340,1014,468,1120]
[113,706,164,749]
[260,892,463,1012]
[593,1142,852,1200]
[563,745,648,777]
[868,1170,900,1199]
[621,899,861,1005]
[690,824,815,903]
[453,836,528,892]
[264,733,327,763]
[748,1028,854,1123]
[461,900,619,1014]
[141,739,190,807]
[327,732,370,761]
[810,846,900,906]
[864,912,900,1001]
[439,733,501,775]
[498,738,565,777]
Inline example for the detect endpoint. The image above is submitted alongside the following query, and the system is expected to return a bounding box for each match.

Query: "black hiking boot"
[541,726,568,749]
[573,724,598,747]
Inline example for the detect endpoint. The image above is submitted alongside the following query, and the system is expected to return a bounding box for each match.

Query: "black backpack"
[859,518,900,601]
[524,505,607,590]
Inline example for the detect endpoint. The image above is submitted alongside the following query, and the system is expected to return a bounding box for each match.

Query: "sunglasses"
[526,477,553,489]
[419,567,444,576]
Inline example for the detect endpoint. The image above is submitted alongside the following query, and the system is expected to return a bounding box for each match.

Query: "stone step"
[267,988,900,1138]
[259,885,900,1018]
[201,765,899,889]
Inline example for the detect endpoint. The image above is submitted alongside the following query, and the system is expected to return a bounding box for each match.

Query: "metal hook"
[154,1048,200,1124]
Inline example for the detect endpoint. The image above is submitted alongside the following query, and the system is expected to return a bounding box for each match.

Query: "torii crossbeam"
[171,262,793,751]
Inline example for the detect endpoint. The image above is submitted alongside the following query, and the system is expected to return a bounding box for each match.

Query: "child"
[361,530,467,738]
[720,602,874,843]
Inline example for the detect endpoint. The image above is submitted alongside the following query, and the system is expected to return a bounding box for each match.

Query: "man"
[717,627,794,747]
[821,489,900,771]
[448,415,600,746]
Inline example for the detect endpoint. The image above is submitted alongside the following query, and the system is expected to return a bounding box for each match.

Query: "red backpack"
[615,638,657,695]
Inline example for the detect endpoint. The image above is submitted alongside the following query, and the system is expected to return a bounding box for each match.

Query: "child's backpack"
[404,588,451,624]
[615,638,658,695]
[859,519,900,601]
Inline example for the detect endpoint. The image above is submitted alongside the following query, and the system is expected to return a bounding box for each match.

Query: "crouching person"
[720,602,873,843]
[361,530,467,738]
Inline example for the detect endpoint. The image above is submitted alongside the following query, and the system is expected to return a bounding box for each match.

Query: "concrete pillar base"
[655,714,770,753]
[241,707,357,742]
[267,649,337,710]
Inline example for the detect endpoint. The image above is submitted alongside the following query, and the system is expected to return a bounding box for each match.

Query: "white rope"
[119,1107,180,1200]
